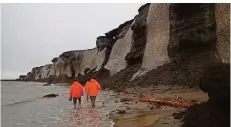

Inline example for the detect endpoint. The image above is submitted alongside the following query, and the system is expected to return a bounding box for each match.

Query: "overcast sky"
[1,3,142,79]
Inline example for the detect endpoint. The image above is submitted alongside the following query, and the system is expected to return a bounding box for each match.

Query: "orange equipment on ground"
[139,98,194,108]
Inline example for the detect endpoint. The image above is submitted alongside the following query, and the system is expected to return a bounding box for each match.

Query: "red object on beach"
[139,98,194,108]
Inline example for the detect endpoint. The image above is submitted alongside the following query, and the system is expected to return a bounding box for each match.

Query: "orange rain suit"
[70,81,84,98]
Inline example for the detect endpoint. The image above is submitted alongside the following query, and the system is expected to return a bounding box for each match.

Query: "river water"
[1,81,120,127]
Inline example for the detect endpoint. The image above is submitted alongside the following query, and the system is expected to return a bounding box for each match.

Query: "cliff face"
[19,3,229,87]
[182,4,230,127]
[104,20,134,75]
[124,4,229,88]
[215,4,230,63]
[142,4,170,71]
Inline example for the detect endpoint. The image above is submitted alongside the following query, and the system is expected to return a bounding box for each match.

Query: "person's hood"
[73,81,81,85]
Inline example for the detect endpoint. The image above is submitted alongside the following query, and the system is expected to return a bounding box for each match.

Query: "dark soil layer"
[199,63,230,100]
[73,68,111,86]
[182,101,230,127]
[129,49,219,87]
[182,63,230,127]
[99,65,140,90]
[74,68,97,85]
[125,3,150,65]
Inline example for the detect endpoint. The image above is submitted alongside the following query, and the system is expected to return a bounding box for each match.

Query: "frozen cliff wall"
[125,3,150,66]
[182,4,230,127]
[66,48,98,76]
[131,3,170,79]
[127,3,227,88]
[49,48,98,82]
[104,20,134,75]
[97,3,151,88]
[142,4,170,70]
[99,3,229,89]
[215,3,230,63]
[19,3,229,89]
[35,64,52,80]
[96,36,116,70]
[23,48,100,82]
[21,17,134,83]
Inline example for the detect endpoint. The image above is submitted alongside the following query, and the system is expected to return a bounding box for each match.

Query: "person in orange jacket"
[85,80,91,101]
[88,77,103,108]
[69,79,84,109]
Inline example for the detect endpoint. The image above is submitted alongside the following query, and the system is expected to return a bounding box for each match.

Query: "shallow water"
[115,113,160,127]
[114,109,176,127]
[1,81,119,127]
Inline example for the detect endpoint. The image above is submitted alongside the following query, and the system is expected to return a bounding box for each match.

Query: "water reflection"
[2,81,118,127]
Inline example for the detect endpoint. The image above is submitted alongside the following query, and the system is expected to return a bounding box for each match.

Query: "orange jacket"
[70,81,83,98]
[89,79,102,96]
[85,81,90,94]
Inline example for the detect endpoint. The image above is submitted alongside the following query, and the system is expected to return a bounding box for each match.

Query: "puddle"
[114,109,176,127]
[178,91,208,101]
[115,114,160,127]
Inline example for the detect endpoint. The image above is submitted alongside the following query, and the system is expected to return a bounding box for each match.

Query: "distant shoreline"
[1,79,18,81]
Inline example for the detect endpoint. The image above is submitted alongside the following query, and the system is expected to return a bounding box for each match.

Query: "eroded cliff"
[18,3,229,88]
[18,3,230,126]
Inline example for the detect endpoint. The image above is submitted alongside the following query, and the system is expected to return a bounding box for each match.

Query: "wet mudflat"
[1,81,119,127]
[112,85,208,127]
[1,82,208,127]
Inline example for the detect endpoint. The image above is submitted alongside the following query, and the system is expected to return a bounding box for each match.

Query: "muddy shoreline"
[50,83,209,127]
[7,81,209,127]
[108,85,208,127]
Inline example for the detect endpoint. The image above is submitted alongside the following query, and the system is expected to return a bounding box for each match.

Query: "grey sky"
[1,3,142,79]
